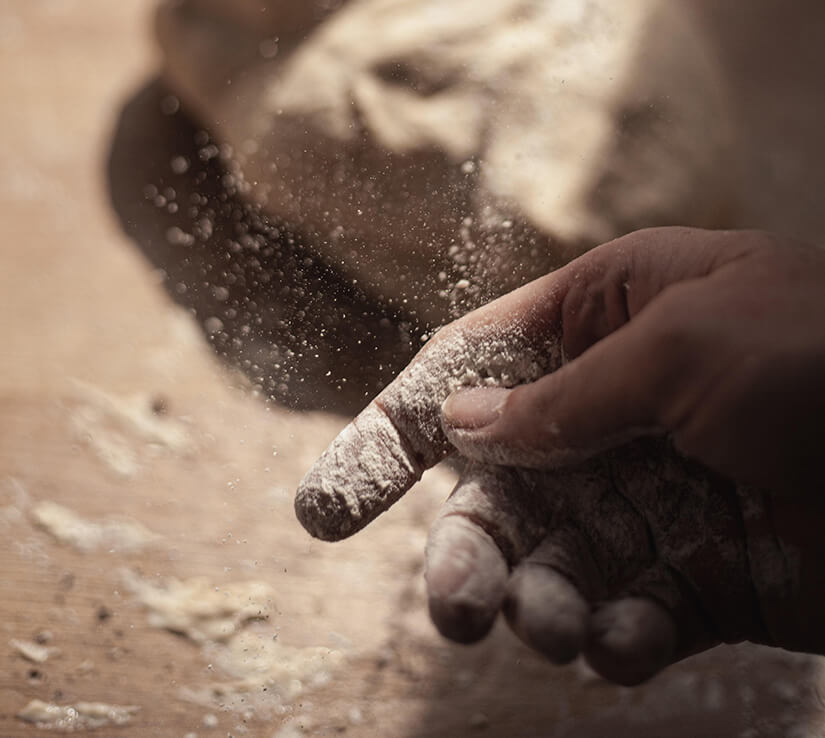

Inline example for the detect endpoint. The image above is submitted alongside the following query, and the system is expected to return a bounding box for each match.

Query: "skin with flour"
[297,227,825,685]
[295,307,563,539]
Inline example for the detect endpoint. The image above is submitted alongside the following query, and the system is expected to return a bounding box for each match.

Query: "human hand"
[295,227,825,682]
[424,441,825,685]
[296,227,824,540]
[441,227,825,493]
[295,242,569,539]
[427,227,825,681]
[424,444,743,685]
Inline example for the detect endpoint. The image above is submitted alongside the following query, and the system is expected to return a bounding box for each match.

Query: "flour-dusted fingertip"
[425,515,509,643]
[294,404,425,541]
[294,480,356,541]
[585,598,677,686]
[504,563,591,665]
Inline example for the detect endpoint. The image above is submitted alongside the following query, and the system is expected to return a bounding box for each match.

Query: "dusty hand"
[295,227,825,682]
[295,242,567,539]
[426,442,825,685]
[441,227,825,493]
[296,227,825,539]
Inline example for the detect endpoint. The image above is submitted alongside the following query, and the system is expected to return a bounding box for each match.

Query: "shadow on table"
[107,78,419,416]
[388,622,823,738]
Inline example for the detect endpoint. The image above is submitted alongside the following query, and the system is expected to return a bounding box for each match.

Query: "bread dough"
[158,0,734,325]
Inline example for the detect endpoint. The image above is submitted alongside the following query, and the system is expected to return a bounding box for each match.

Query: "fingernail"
[442,387,510,429]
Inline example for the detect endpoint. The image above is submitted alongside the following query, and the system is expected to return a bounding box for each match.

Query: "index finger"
[294,275,566,540]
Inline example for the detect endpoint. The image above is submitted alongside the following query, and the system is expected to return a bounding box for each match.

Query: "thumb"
[440,304,692,468]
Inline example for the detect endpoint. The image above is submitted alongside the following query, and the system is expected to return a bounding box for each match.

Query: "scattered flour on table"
[31,501,158,553]
[209,630,344,695]
[67,380,191,479]
[271,714,317,738]
[122,571,274,643]
[123,571,345,717]
[9,638,58,663]
[0,477,30,530]
[17,699,139,731]
[182,630,345,716]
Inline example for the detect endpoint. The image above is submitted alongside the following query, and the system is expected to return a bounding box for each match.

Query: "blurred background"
[1,1,825,735]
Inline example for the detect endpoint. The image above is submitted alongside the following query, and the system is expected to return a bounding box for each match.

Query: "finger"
[504,566,589,664]
[426,515,508,643]
[503,528,601,664]
[425,464,550,643]
[584,597,677,687]
[583,556,723,687]
[295,274,569,540]
[295,403,426,540]
[621,564,718,664]
[441,317,668,469]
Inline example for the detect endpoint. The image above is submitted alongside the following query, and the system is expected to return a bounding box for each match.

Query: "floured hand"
[294,258,567,539]
[297,227,825,538]
[426,443,825,685]
[295,227,825,682]
[441,228,825,493]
